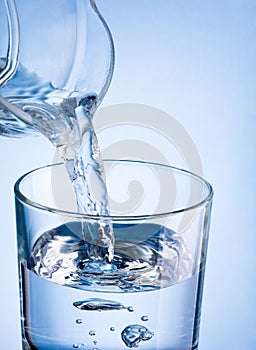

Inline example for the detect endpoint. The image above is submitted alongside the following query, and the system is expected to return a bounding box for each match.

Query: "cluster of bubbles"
[72,298,154,349]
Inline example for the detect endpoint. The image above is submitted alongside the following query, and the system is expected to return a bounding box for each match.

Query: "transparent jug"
[0,0,114,140]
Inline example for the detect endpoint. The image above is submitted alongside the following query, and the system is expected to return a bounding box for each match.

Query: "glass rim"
[14,159,214,221]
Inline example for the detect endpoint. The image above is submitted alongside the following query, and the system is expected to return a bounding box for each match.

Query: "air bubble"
[141,315,149,322]
[76,319,83,324]
[89,330,96,336]
[110,326,115,332]
[121,324,154,348]
[73,298,126,311]
[127,306,134,312]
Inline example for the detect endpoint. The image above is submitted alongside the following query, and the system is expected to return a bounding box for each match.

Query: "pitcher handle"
[0,0,19,85]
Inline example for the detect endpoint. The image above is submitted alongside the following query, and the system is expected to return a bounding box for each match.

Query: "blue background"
[0,1,255,349]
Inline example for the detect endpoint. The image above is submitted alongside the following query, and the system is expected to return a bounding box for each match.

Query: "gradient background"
[0,1,255,349]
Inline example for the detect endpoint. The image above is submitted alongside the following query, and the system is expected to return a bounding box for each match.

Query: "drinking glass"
[15,160,213,350]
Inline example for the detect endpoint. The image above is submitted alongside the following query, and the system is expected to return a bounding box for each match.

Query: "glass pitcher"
[0,0,114,139]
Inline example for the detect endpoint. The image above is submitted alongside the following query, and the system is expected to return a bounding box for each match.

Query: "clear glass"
[0,0,114,137]
[15,160,213,350]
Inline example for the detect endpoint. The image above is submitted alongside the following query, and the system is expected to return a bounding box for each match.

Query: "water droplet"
[93,340,98,345]
[76,319,83,324]
[110,326,115,332]
[73,345,80,349]
[121,324,154,348]
[89,330,96,336]
[73,298,126,311]
[127,306,134,312]
[141,315,149,322]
